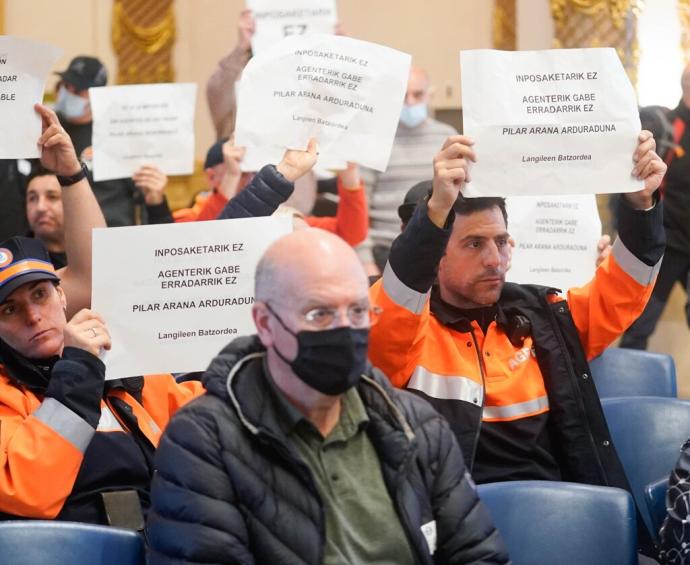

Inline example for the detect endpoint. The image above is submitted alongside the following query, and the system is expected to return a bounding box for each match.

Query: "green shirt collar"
[263,357,369,441]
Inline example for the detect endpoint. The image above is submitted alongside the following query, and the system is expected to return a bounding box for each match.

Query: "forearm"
[616,190,665,266]
[206,46,251,139]
[146,198,175,224]
[568,197,665,358]
[216,165,294,220]
[333,177,368,246]
[388,200,453,293]
[59,176,106,316]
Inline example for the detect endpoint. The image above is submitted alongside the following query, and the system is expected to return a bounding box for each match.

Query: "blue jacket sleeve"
[387,201,454,293]
[216,165,294,220]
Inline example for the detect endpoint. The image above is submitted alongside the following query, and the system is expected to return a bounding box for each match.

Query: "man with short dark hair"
[369,133,665,498]
[25,164,66,268]
[146,226,509,564]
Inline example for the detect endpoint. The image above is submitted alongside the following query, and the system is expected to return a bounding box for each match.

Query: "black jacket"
[146,336,509,564]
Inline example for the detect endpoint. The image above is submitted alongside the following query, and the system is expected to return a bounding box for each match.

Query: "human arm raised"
[35,103,106,318]
[206,9,254,139]
[216,139,318,220]
[565,131,667,357]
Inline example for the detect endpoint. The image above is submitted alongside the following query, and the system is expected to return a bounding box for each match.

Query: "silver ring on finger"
[90,327,97,338]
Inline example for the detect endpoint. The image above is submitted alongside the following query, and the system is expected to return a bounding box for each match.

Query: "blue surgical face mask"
[399,102,428,128]
[55,85,88,120]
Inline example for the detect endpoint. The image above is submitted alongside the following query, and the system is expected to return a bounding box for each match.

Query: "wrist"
[276,162,299,183]
[145,193,164,206]
[623,191,654,210]
[338,173,361,191]
[427,196,453,228]
[57,162,88,187]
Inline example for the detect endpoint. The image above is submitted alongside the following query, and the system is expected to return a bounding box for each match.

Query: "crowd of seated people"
[4,8,690,565]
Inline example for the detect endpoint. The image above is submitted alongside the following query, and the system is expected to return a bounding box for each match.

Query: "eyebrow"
[461,231,510,242]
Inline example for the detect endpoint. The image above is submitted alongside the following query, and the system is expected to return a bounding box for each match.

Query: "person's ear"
[252,302,274,347]
[56,285,67,312]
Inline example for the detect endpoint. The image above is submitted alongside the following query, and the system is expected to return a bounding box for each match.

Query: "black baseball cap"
[204,138,229,170]
[55,56,108,91]
[398,180,433,224]
[0,237,60,304]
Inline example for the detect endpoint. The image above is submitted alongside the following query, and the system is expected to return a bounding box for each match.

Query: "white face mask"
[399,102,428,128]
[54,85,88,120]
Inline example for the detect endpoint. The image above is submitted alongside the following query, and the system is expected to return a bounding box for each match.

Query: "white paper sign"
[90,82,197,181]
[247,0,337,54]
[0,36,61,159]
[506,194,601,290]
[92,217,291,379]
[235,33,411,172]
[460,48,641,197]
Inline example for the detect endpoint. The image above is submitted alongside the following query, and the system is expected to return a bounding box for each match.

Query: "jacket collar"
[430,285,510,332]
[221,348,415,444]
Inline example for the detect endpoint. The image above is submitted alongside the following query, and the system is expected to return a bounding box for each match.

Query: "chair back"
[0,521,144,565]
[602,396,690,536]
[644,477,670,544]
[590,347,676,398]
[477,480,637,565]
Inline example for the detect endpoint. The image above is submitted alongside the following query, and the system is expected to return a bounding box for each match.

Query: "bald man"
[146,229,509,565]
[362,66,458,271]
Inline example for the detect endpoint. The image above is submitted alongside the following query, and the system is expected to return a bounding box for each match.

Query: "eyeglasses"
[302,304,383,329]
[268,302,383,330]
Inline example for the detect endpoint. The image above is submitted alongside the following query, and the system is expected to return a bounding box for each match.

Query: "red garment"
[174,177,369,247]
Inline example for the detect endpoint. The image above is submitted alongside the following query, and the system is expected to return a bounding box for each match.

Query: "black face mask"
[267,306,370,396]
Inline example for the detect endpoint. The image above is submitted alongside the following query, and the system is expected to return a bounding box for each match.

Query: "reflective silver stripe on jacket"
[611,237,662,286]
[408,366,483,406]
[382,262,429,315]
[33,397,95,453]
[482,395,550,421]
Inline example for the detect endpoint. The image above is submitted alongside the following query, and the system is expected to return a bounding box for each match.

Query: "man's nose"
[35,197,48,211]
[483,242,501,268]
[331,308,351,328]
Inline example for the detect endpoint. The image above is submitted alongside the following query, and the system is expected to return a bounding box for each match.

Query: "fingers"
[223,145,246,162]
[34,103,59,130]
[597,234,611,251]
[64,309,112,355]
[638,153,666,181]
[441,135,475,152]
[437,140,477,164]
[37,123,64,149]
[633,130,656,163]
[68,308,105,325]
[132,166,167,188]
[306,137,319,156]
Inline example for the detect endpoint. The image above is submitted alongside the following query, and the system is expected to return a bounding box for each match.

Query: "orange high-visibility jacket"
[369,197,665,488]
[0,362,202,522]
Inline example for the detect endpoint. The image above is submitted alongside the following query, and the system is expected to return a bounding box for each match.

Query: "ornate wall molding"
[112,0,175,84]
[550,0,641,86]
[493,0,517,50]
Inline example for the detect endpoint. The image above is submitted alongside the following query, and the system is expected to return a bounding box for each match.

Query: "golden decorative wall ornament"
[552,0,634,29]
[679,0,690,63]
[111,0,176,84]
[550,0,641,86]
[493,0,517,50]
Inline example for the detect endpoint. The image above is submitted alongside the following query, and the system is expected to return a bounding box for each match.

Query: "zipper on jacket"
[541,293,608,481]
[468,327,487,472]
